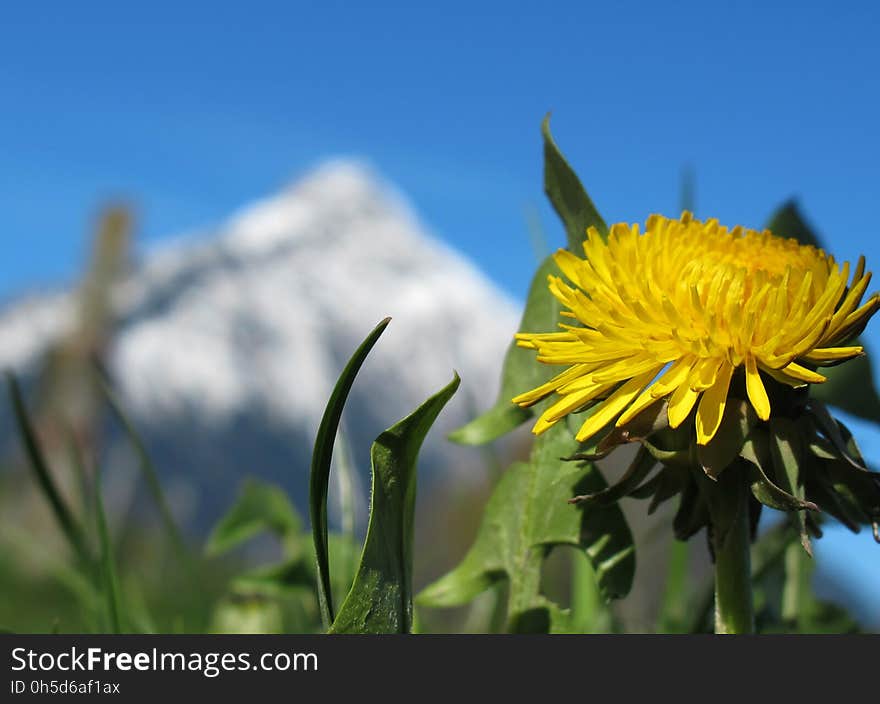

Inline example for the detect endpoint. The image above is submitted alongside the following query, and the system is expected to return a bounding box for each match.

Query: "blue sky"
[1,1,878,620]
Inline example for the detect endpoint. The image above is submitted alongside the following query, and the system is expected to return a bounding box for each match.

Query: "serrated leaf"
[310,317,390,628]
[419,420,635,631]
[530,424,634,601]
[206,479,302,557]
[542,113,608,248]
[330,373,460,634]
[767,201,880,423]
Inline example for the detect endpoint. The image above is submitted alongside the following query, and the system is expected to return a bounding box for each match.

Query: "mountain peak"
[222,160,404,257]
[0,161,522,527]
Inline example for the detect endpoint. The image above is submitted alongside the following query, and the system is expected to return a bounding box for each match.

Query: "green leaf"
[206,478,302,557]
[232,559,314,598]
[767,201,880,422]
[93,468,123,634]
[310,317,390,628]
[6,372,91,568]
[569,552,613,634]
[330,373,460,634]
[418,421,635,631]
[542,113,608,248]
[766,200,822,249]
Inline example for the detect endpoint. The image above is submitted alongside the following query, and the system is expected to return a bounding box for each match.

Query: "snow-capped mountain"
[0,161,522,529]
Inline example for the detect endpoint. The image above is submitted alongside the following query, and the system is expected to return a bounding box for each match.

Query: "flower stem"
[712,480,754,634]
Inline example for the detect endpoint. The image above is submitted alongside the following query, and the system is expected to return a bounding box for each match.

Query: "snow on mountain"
[0,161,522,528]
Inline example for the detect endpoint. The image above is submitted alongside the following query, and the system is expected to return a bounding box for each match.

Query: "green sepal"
[591,399,669,458]
[673,475,709,541]
[646,466,690,514]
[768,418,813,555]
[807,401,868,471]
[741,430,818,513]
[569,446,657,506]
[698,399,757,479]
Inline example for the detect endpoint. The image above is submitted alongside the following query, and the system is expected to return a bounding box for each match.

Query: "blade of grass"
[311,317,391,628]
[92,465,123,634]
[95,373,188,560]
[66,437,123,634]
[64,429,94,527]
[6,372,91,568]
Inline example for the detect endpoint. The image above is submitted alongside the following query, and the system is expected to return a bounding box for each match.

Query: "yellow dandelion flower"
[513,212,880,446]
